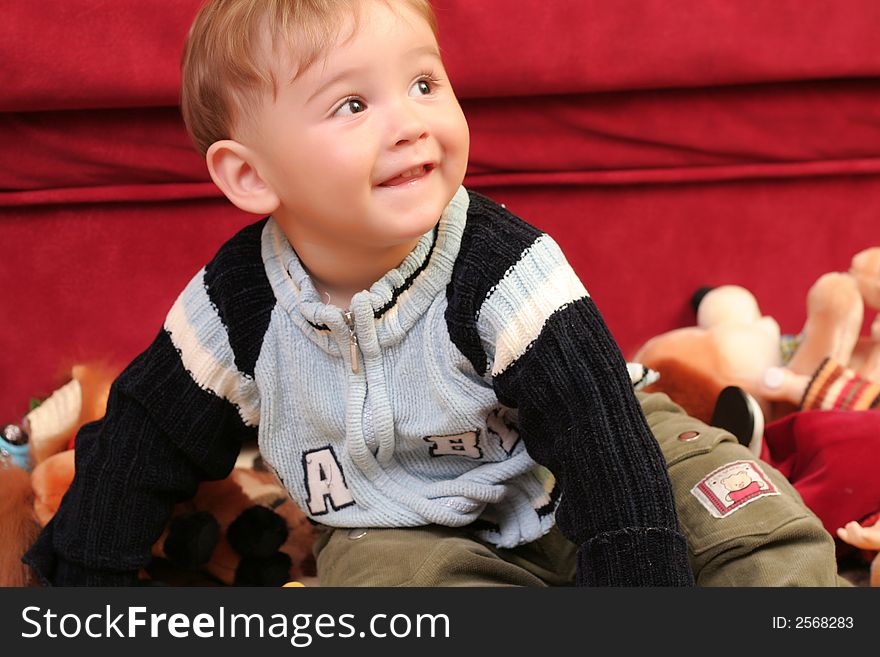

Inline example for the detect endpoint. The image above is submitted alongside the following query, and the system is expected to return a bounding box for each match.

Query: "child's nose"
[390,101,428,146]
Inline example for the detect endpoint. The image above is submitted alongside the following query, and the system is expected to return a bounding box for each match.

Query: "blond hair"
[181,0,438,154]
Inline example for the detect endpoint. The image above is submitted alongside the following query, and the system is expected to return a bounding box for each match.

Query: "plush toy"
[0,362,119,587]
[0,461,39,586]
[633,283,785,432]
[635,247,880,423]
[20,361,120,465]
[31,449,316,586]
[30,449,76,527]
[11,362,316,587]
[149,463,317,586]
[632,249,880,583]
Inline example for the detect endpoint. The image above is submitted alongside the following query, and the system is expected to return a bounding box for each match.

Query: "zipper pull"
[343,310,360,374]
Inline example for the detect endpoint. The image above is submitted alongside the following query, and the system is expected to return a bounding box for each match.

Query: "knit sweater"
[24,187,693,586]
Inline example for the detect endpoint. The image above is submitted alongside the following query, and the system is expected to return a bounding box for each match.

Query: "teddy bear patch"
[691,460,779,519]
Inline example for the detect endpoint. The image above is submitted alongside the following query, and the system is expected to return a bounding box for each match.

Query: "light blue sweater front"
[168,187,555,547]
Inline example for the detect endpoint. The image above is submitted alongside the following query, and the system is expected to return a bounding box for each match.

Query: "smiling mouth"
[379,163,435,187]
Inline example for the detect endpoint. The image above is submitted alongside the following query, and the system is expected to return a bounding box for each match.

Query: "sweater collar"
[261,186,469,348]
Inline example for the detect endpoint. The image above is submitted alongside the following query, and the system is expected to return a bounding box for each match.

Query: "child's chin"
[408,209,445,235]
[384,202,445,232]
[383,223,436,247]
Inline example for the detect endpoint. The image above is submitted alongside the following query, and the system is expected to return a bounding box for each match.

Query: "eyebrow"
[306,66,369,105]
[305,45,442,105]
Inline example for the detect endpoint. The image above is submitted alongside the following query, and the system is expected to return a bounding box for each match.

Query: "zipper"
[342,310,360,374]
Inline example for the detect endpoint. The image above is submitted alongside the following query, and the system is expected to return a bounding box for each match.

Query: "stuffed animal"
[0,362,118,587]
[633,283,786,427]
[149,463,317,586]
[635,246,880,422]
[10,362,316,587]
[21,361,120,465]
[632,249,880,583]
[31,449,316,586]
[0,461,39,586]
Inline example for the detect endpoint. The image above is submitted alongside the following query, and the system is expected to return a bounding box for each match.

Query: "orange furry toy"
[0,362,117,587]
[0,463,39,586]
[6,362,316,587]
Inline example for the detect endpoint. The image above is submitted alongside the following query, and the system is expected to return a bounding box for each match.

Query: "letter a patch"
[302,446,355,515]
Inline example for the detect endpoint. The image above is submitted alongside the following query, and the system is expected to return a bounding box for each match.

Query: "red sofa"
[2,0,879,421]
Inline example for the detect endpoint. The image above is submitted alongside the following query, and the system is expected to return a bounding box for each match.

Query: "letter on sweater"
[302,447,355,515]
[423,431,482,458]
[486,408,520,455]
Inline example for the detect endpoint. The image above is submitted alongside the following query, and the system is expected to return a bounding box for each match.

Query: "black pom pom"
[162,511,220,569]
[234,552,292,587]
[228,505,289,558]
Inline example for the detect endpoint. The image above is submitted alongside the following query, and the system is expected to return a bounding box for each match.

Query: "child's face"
[245,0,469,249]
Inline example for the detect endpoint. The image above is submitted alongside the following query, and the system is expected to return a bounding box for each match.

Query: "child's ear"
[206,140,280,216]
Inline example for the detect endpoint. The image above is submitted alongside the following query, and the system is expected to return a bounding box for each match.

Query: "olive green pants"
[314,393,846,586]
[639,392,846,587]
[314,523,576,587]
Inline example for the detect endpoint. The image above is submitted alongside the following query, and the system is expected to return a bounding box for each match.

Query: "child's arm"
[450,193,692,586]
[24,223,271,585]
[24,329,253,586]
[489,297,691,585]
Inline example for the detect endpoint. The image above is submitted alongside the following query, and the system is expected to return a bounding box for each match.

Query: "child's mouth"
[379,163,435,187]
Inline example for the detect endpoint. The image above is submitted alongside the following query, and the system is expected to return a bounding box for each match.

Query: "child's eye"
[333,97,366,117]
[408,78,433,97]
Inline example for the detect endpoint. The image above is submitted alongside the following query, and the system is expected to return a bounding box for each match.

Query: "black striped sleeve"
[23,219,276,586]
[203,218,275,378]
[445,191,542,377]
[446,191,693,586]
